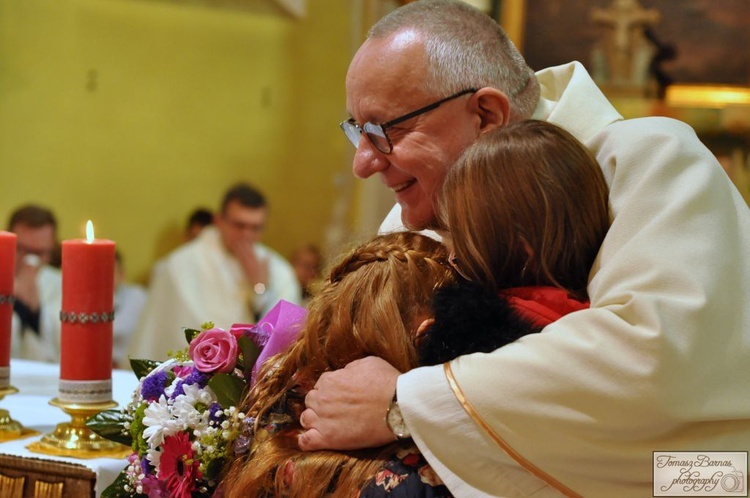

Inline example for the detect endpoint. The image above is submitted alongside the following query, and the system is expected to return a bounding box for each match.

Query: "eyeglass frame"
[448,251,472,282]
[340,87,478,154]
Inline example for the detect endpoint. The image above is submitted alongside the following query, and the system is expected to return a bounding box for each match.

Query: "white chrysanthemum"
[142,395,181,447]
[146,446,162,471]
[197,384,217,406]
[182,383,217,407]
[163,376,180,399]
[172,397,204,429]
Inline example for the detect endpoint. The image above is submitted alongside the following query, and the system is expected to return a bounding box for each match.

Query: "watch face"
[386,402,411,439]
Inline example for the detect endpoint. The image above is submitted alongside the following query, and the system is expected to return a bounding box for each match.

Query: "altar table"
[0,359,139,497]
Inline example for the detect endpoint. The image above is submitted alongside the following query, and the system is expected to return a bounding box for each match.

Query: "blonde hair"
[440,120,610,300]
[221,231,453,497]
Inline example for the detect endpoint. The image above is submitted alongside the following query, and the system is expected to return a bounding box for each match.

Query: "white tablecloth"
[0,359,139,496]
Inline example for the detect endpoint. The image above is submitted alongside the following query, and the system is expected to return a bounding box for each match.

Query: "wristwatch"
[385,391,411,439]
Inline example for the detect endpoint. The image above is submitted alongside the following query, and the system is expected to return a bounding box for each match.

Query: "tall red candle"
[59,221,115,404]
[0,231,16,388]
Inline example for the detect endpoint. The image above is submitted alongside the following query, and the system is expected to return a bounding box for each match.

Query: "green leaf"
[208,373,246,408]
[86,409,133,447]
[101,470,137,498]
[130,358,161,380]
[238,336,261,378]
[184,327,202,344]
[203,456,226,481]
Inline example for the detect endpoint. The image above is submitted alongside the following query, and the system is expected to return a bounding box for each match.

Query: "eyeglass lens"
[340,120,392,154]
[340,88,477,155]
[362,122,390,153]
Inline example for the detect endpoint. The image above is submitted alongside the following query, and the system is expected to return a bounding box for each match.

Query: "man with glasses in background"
[299,1,750,497]
[7,204,63,363]
[129,182,301,360]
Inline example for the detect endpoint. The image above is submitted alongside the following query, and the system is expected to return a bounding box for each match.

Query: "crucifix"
[590,0,661,88]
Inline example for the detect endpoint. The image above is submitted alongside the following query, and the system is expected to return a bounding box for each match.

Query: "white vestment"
[129,227,301,361]
[381,62,750,497]
[11,265,62,363]
[113,282,148,368]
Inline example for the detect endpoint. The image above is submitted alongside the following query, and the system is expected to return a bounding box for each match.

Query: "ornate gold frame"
[499,0,526,51]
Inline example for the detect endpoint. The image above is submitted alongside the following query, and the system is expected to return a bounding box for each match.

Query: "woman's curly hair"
[221,231,454,498]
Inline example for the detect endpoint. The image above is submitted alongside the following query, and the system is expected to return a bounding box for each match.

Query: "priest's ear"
[469,87,511,133]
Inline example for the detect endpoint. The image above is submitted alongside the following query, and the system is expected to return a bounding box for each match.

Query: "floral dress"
[358,447,454,498]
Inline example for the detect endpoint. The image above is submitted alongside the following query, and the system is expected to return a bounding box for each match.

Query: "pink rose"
[188,328,238,374]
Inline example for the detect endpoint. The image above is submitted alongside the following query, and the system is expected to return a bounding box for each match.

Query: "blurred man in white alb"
[130,183,302,360]
[8,205,62,363]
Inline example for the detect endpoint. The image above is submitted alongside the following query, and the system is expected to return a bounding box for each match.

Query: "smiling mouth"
[391,179,416,193]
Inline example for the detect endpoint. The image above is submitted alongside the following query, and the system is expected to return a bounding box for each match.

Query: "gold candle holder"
[0,386,24,438]
[35,397,123,456]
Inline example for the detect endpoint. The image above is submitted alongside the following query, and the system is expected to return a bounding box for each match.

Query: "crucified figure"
[590,0,661,87]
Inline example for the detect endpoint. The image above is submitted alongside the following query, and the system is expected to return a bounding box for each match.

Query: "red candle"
[59,221,115,403]
[0,231,16,373]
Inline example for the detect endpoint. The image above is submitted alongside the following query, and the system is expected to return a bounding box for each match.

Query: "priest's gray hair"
[368,0,540,121]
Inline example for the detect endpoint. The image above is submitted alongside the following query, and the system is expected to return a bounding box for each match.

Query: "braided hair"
[222,231,454,498]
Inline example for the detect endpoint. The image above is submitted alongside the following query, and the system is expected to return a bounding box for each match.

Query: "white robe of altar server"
[11,266,62,363]
[129,226,301,361]
[381,62,750,497]
[113,282,148,368]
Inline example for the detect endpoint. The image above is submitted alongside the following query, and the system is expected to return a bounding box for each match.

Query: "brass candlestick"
[0,386,23,438]
[36,397,122,455]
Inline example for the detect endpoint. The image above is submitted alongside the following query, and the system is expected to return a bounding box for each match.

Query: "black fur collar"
[419,281,542,366]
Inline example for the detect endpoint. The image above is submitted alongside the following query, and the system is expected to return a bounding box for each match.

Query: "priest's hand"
[14,256,41,312]
[298,356,400,451]
[231,240,269,291]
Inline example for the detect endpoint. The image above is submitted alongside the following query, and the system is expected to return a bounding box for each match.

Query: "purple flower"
[208,402,223,424]
[233,416,256,456]
[141,371,169,401]
[171,370,210,399]
[141,474,166,498]
[231,323,271,349]
[141,456,154,476]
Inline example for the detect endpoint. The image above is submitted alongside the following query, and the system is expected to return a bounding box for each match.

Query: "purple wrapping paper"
[234,300,308,387]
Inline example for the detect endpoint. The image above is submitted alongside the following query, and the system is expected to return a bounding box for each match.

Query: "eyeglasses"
[448,251,471,281]
[222,216,265,234]
[340,88,478,154]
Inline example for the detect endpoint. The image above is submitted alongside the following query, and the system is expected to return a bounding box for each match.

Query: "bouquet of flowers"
[88,300,308,498]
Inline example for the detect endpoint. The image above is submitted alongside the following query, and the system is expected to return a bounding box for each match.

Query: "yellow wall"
[0,0,355,283]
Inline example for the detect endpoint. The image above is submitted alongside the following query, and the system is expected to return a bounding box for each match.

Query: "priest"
[129,183,301,360]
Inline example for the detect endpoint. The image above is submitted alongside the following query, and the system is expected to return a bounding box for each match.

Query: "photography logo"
[654,451,747,496]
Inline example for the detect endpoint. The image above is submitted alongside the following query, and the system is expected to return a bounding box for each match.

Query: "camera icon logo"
[721,468,745,493]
